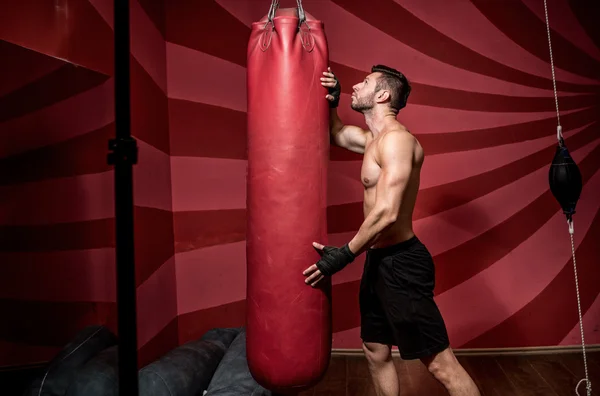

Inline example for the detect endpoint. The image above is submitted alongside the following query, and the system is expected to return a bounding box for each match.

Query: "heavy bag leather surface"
[246,6,331,392]
[138,339,228,396]
[200,327,242,350]
[549,144,582,216]
[65,346,118,396]
[205,329,271,396]
[23,325,117,396]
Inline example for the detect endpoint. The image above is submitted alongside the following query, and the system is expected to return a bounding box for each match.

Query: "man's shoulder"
[380,128,416,148]
[377,128,423,165]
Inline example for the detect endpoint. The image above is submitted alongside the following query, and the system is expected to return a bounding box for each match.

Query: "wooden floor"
[3,351,599,395]
[298,351,600,395]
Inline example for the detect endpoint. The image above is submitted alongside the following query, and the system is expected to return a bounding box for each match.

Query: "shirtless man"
[302,65,480,396]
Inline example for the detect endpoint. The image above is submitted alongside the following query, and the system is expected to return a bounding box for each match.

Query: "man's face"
[350,72,379,113]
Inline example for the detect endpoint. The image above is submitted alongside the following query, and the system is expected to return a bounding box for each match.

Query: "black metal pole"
[109,0,139,395]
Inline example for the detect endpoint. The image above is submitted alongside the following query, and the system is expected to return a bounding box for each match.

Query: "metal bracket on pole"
[108,137,138,165]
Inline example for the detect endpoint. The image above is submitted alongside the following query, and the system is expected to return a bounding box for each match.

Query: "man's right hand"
[321,67,341,108]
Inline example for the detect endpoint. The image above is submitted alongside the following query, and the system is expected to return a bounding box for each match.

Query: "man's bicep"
[338,125,368,153]
[378,134,414,202]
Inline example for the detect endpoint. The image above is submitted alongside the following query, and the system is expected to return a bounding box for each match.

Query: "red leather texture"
[245,6,332,393]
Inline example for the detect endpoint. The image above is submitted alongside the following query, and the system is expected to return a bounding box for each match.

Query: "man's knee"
[363,342,392,367]
[421,348,459,384]
[422,348,480,394]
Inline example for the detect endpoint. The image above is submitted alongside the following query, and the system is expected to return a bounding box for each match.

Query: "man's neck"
[364,108,398,138]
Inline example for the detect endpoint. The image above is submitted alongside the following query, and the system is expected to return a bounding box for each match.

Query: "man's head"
[350,65,411,115]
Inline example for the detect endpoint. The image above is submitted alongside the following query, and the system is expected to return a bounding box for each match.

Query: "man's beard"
[350,93,375,113]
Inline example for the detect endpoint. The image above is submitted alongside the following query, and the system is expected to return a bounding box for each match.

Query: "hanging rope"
[543,1,591,395]
[543,0,564,145]
[569,223,591,396]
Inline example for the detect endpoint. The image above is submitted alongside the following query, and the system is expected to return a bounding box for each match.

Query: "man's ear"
[376,89,390,104]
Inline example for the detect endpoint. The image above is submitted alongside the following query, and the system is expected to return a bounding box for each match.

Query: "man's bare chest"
[360,149,380,189]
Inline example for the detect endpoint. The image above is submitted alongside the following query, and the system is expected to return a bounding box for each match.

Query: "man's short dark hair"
[371,64,411,113]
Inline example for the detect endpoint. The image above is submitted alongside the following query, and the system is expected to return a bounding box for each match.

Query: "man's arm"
[347,132,414,255]
[329,108,369,154]
[305,131,414,282]
[321,68,369,154]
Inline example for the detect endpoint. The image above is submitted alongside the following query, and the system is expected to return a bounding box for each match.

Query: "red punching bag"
[246,0,331,392]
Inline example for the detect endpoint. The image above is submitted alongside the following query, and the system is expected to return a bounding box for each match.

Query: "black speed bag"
[548,144,582,216]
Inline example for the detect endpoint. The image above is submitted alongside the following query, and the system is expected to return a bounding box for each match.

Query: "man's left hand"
[303,242,356,287]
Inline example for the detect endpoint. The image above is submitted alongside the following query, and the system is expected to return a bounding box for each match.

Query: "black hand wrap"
[328,77,341,108]
[315,244,355,276]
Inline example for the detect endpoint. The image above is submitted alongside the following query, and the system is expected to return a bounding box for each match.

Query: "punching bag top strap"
[266,0,307,26]
[267,0,279,22]
[296,0,306,24]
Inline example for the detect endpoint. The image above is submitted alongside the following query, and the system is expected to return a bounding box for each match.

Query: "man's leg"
[420,347,480,396]
[363,342,399,396]
[377,238,479,395]
[360,251,400,395]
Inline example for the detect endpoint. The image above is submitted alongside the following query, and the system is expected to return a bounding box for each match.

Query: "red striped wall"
[0,0,114,367]
[0,0,177,367]
[1,0,599,368]
[166,0,600,350]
